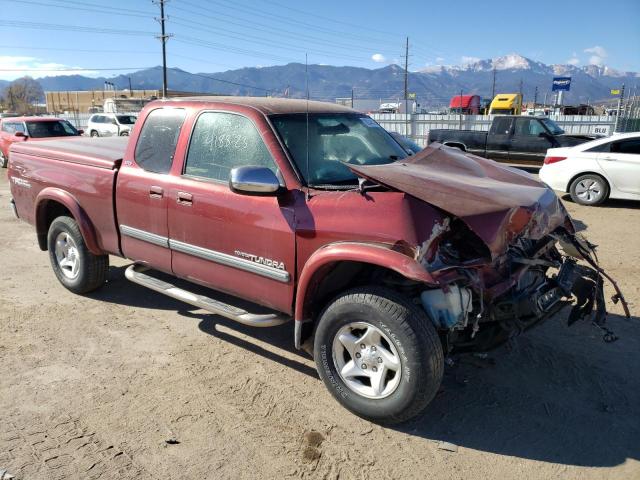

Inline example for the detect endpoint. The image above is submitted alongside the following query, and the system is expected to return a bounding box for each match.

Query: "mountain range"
[1,54,637,107]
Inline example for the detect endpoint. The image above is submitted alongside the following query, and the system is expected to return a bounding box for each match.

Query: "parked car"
[389,131,422,154]
[540,132,640,206]
[428,115,601,166]
[0,116,82,168]
[87,113,137,137]
[7,97,628,424]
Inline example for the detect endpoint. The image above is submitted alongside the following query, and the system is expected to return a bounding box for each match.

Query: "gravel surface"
[1,171,638,480]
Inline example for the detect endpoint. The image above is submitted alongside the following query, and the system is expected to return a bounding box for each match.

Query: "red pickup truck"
[7,96,628,424]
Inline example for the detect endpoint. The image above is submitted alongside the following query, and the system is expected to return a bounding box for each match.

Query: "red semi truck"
[7,96,628,424]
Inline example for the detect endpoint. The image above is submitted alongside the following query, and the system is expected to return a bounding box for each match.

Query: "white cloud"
[460,56,480,66]
[0,56,98,81]
[435,57,445,63]
[567,53,580,66]
[584,46,608,66]
[371,53,386,63]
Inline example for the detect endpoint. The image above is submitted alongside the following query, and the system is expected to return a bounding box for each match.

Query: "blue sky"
[0,0,638,80]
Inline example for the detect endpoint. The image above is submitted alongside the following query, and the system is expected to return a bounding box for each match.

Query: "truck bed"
[10,136,127,169]
[8,137,127,255]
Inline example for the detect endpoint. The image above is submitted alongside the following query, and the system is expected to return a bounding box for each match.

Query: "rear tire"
[569,173,609,206]
[90,130,99,137]
[0,150,7,168]
[47,216,109,294]
[313,286,444,425]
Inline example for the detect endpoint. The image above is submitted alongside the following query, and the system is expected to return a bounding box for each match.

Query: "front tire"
[313,287,444,424]
[47,216,109,294]
[569,173,609,206]
[90,130,99,137]
[0,150,7,168]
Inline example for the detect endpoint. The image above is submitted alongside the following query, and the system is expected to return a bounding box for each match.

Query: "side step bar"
[125,264,290,327]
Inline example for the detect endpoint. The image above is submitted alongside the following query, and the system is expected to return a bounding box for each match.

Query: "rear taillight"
[544,156,567,165]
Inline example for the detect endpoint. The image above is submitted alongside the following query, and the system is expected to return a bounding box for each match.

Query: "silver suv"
[87,113,137,137]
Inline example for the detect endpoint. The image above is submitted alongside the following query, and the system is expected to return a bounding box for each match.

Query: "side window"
[134,108,186,174]
[491,117,512,135]
[586,142,611,153]
[184,112,277,181]
[514,118,540,136]
[1,122,12,133]
[13,123,26,133]
[611,139,640,154]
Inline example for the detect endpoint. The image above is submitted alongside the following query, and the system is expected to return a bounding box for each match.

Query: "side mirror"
[14,131,27,139]
[538,131,549,138]
[229,166,281,195]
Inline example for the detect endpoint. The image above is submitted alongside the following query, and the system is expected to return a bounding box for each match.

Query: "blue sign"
[552,77,571,91]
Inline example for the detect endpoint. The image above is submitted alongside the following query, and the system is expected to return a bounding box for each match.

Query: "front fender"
[294,241,437,323]
[35,187,102,255]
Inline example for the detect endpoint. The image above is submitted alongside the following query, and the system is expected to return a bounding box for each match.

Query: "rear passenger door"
[597,138,640,195]
[166,111,296,313]
[485,117,512,162]
[116,108,187,273]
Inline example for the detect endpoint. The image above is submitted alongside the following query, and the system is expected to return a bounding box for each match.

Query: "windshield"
[116,115,137,125]
[541,118,565,135]
[25,120,79,138]
[490,108,514,114]
[390,132,422,154]
[271,113,408,186]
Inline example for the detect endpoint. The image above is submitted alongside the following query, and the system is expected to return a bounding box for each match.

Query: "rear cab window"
[134,108,187,173]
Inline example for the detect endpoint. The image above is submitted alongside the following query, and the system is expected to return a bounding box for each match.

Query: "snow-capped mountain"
[2,54,636,108]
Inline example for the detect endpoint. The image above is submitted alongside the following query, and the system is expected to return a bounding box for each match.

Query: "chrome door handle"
[177,191,193,205]
[149,185,164,198]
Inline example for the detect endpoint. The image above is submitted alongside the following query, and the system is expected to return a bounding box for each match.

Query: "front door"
[167,111,296,313]
[116,107,187,273]
[508,117,553,165]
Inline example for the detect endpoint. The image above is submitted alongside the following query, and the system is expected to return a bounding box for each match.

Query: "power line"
[0,0,152,18]
[181,0,405,56]
[0,67,154,72]
[169,18,372,63]
[169,4,399,59]
[0,20,155,36]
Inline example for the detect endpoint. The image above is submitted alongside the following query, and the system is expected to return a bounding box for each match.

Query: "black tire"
[47,216,109,294]
[569,173,609,206]
[90,130,99,137]
[313,286,444,424]
[0,150,7,168]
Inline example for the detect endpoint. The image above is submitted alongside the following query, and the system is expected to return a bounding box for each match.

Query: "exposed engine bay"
[348,143,631,352]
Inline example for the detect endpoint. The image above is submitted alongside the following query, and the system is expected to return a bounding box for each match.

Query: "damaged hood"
[348,143,572,256]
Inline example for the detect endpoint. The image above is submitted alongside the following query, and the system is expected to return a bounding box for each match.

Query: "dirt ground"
[1,170,639,480]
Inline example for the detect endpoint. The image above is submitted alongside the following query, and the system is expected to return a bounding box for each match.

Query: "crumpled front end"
[419,217,629,351]
[348,144,630,351]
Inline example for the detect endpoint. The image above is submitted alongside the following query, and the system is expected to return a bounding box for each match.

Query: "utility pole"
[614,83,625,133]
[351,87,354,108]
[128,77,133,96]
[458,89,463,130]
[533,86,538,112]
[403,36,409,136]
[491,66,496,99]
[154,0,171,98]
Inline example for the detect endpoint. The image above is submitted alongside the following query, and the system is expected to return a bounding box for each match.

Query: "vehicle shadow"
[91,264,640,467]
[399,313,640,467]
[561,193,640,210]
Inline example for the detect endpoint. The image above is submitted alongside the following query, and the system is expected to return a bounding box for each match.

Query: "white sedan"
[540,132,640,206]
